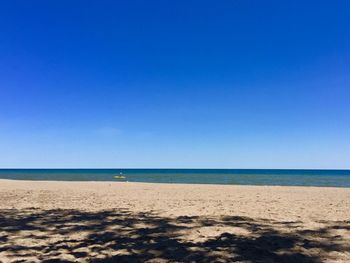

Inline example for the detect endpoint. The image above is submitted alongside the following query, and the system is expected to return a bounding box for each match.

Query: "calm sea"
[0,169,350,187]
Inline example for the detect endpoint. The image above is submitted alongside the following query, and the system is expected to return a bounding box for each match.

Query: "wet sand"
[0,180,349,262]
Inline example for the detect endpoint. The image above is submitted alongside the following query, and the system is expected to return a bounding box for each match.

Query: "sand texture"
[0,180,350,262]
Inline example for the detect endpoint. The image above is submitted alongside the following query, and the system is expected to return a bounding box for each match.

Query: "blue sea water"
[0,169,350,187]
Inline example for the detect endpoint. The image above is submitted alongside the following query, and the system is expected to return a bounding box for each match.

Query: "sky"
[0,0,350,169]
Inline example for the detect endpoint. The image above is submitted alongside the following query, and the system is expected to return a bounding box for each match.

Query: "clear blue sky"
[1,1,350,168]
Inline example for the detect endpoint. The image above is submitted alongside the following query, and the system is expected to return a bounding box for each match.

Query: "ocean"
[0,169,350,187]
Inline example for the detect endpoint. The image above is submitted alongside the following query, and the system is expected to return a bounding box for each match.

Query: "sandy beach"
[0,179,349,262]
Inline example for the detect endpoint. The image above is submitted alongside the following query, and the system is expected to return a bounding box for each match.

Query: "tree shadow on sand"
[0,208,349,262]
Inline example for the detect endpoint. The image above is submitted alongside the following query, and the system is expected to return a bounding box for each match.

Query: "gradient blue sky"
[1,1,350,168]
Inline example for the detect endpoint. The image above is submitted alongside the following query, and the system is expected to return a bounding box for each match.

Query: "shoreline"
[1,178,349,189]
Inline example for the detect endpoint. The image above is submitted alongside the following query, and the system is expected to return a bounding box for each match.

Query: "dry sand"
[0,179,349,262]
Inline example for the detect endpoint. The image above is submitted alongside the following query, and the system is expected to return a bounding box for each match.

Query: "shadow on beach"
[0,208,349,262]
